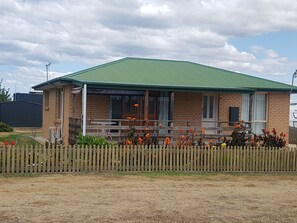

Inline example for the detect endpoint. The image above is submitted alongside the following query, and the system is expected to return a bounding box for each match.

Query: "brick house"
[32,58,297,145]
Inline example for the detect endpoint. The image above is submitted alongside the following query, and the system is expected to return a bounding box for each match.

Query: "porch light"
[134,103,139,107]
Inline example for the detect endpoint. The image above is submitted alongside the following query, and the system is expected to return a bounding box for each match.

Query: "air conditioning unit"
[49,127,61,143]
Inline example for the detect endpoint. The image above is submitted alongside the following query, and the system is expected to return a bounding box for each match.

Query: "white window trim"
[242,93,268,134]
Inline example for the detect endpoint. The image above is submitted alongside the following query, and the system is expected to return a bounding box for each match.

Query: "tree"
[0,79,11,102]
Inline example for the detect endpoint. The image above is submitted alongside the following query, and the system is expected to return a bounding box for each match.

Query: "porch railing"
[69,118,252,144]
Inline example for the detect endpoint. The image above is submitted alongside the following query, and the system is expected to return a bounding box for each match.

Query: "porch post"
[170,92,174,121]
[144,90,149,125]
[82,84,87,136]
[248,93,253,122]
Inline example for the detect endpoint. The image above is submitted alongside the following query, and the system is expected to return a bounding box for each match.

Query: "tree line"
[0,79,11,102]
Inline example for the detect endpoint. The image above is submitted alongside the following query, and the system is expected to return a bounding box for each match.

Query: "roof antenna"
[46,62,51,81]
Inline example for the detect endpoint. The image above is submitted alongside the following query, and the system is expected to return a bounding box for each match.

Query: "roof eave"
[71,80,256,93]
[32,78,71,90]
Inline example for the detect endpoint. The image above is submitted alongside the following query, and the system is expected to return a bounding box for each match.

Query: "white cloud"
[140,3,171,16]
[0,0,296,93]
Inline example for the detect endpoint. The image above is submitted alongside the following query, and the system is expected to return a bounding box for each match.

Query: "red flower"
[164,137,171,145]
[3,141,9,146]
[145,133,150,139]
[137,137,143,145]
[11,141,16,146]
[272,128,277,135]
[201,128,206,135]
[179,128,183,134]
[125,139,132,145]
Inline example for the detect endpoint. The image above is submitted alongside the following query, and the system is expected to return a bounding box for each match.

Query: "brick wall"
[86,95,110,120]
[70,94,110,119]
[62,85,72,145]
[173,92,242,127]
[71,93,82,118]
[218,93,242,123]
[42,85,110,145]
[267,92,290,137]
[42,88,57,140]
[173,92,202,126]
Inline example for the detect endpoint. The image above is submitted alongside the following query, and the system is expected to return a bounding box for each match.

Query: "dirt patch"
[0,173,297,223]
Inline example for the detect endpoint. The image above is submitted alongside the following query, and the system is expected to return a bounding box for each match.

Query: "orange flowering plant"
[256,128,286,148]
[164,137,171,146]
[119,118,158,146]
[222,121,249,147]
[1,140,16,148]
[176,127,206,146]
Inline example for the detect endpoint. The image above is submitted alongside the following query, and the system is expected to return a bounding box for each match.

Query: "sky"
[0,0,297,97]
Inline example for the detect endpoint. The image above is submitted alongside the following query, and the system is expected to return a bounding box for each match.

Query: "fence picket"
[292,149,297,171]
[6,148,11,173]
[1,146,297,174]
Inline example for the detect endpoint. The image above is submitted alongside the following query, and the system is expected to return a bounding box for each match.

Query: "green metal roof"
[33,57,297,93]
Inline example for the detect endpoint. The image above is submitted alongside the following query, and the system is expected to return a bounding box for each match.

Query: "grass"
[0,132,40,146]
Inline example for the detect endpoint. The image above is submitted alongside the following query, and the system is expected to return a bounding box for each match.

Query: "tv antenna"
[46,62,51,81]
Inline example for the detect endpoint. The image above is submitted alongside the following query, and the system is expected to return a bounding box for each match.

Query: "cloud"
[0,0,297,93]
[0,65,66,93]
[140,3,172,16]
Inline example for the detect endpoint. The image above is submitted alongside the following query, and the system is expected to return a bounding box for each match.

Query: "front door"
[202,94,218,134]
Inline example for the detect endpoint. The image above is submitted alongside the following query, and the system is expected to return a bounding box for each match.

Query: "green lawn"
[0,132,41,146]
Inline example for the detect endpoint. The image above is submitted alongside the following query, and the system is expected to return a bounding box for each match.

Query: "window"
[124,96,130,113]
[111,96,122,119]
[203,95,208,118]
[44,90,49,110]
[242,94,267,134]
[56,89,63,119]
[149,97,155,114]
[131,96,138,114]
[203,95,215,119]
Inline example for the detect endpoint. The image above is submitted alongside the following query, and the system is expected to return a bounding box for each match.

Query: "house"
[32,57,297,145]
[0,92,42,127]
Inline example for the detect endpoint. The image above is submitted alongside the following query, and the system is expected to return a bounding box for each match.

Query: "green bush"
[76,133,112,146]
[0,122,13,132]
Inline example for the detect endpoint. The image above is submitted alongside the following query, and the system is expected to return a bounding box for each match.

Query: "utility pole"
[46,62,51,81]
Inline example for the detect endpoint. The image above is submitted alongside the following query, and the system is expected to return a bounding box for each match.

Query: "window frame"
[241,93,268,134]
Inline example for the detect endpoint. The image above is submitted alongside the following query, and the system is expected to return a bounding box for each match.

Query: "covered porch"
[68,84,252,144]
[69,117,251,145]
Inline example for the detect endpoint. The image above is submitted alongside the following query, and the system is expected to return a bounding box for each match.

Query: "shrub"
[176,127,206,146]
[0,122,13,132]
[119,126,159,146]
[255,128,286,148]
[76,133,112,146]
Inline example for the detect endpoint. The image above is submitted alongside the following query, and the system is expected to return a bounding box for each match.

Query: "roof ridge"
[125,57,191,63]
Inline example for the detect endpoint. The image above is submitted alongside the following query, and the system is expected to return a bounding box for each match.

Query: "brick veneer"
[218,93,242,123]
[173,92,202,126]
[42,88,57,141]
[267,92,290,137]
[42,86,291,144]
[42,85,110,145]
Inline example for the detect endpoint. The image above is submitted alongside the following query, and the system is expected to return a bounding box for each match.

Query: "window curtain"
[252,94,266,134]
[158,92,170,135]
[241,94,249,122]
[242,94,267,134]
